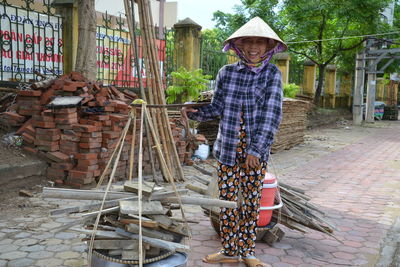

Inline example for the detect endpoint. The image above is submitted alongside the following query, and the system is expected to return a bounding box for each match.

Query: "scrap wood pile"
[270,182,335,236]
[196,91,312,153]
[189,164,335,243]
[43,179,236,264]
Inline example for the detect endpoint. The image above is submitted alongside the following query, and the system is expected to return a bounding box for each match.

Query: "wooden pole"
[124,0,158,181]
[137,0,185,181]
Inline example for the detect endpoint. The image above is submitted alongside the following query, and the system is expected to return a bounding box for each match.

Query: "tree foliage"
[211,0,394,104]
[166,67,211,104]
[212,0,281,39]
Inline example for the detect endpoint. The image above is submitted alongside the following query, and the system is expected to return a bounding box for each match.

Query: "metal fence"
[200,37,237,80]
[0,0,63,84]
[96,12,168,89]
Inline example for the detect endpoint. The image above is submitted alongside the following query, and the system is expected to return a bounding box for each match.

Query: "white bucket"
[194,144,210,160]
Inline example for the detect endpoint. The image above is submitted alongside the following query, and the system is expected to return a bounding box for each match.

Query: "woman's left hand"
[245,154,260,169]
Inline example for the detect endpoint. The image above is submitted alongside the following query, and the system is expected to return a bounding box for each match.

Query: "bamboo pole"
[140,0,174,179]
[137,102,145,267]
[137,0,172,181]
[143,105,190,237]
[125,0,158,181]
[141,0,185,181]
[88,114,133,265]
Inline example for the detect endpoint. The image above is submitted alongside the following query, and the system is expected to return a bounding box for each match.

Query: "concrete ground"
[0,120,400,266]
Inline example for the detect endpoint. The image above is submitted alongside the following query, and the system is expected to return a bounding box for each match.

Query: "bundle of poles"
[123,0,185,182]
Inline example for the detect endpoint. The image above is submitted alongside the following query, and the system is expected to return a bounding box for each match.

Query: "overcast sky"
[95,0,242,29]
[174,0,242,29]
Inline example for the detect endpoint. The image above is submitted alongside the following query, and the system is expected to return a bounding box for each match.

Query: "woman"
[182,17,287,267]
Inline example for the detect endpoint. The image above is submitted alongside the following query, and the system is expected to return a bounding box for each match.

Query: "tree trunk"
[314,65,326,106]
[75,0,97,81]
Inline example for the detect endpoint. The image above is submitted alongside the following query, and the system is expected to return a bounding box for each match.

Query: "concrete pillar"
[53,0,79,74]
[324,65,337,108]
[302,60,316,97]
[376,78,385,101]
[173,18,202,71]
[353,53,365,125]
[275,53,290,84]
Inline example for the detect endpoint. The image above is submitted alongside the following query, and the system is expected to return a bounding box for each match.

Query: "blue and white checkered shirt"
[188,61,283,166]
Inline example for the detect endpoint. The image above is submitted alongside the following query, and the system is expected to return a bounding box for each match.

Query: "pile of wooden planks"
[43,179,236,264]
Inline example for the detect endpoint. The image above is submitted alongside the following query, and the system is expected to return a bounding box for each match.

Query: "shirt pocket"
[254,85,266,106]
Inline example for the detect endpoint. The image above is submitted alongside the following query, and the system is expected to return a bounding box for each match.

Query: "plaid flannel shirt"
[188,61,283,166]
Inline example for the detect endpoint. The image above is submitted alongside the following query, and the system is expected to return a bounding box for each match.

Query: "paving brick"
[75,153,98,160]
[51,162,74,170]
[46,167,67,179]
[34,139,59,147]
[18,90,42,97]
[35,133,61,141]
[79,142,101,149]
[32,121,56,128]
[80,131,102,138]
[79,118,102,126]
[36,128,60,135]
[53,108,77,114]
[72,124,100,132]
[46,151,70,162]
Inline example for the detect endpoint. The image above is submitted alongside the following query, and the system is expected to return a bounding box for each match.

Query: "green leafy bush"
[166,67,212,104]
[283,83,300,98]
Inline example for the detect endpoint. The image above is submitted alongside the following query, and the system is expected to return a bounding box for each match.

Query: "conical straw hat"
[224,17,287,51]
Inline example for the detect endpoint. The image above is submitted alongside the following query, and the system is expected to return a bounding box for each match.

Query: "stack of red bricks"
[0,72,190,188]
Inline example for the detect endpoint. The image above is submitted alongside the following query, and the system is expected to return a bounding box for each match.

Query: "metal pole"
[353,52,365,125]
[365,42,377,123]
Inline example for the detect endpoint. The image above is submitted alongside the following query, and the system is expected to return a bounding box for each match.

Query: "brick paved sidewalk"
[187,122,400,266]
[0,122,399,267]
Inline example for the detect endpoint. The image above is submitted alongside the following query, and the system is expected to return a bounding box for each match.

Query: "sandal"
[202,251,240,264]
[242,257,271,267]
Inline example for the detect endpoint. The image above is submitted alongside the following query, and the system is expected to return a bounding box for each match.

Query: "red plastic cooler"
[258,173,282,227]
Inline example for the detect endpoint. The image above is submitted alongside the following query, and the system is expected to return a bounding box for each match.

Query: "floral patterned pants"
[217,116,267,257]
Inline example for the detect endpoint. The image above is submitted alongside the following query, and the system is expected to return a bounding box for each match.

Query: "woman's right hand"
[181,106,197,126]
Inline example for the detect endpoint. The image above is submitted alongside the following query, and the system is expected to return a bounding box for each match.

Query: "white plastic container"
[194,144,210,160]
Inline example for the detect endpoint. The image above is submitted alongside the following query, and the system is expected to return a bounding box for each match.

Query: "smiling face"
[235,37,276,63]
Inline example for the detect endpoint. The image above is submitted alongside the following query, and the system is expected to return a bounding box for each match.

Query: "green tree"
[281,0,391,104]
[213,0,281,39]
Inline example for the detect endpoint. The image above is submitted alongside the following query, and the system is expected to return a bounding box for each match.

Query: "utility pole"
[353,52,365,125]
